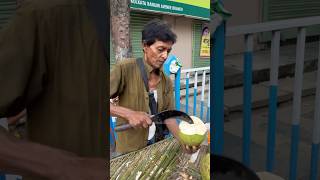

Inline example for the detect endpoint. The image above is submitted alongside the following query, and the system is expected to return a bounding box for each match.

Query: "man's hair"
[142,19,177,46]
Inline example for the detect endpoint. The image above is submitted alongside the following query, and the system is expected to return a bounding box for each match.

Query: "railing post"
[243,33,253,167]
[310,36,320,180]
[0,174,5,180]
[185,72,190,114]
[266,30,280,172]
[212,21,225,155]
[110,117,115,146]
[200,70,206,120]
[175,68,181,111]
[289,27,306,180]
[193,72,198,116]
[110,117,118,145]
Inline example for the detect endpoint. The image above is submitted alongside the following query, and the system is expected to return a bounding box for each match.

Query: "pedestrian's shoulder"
[116,58,138,68]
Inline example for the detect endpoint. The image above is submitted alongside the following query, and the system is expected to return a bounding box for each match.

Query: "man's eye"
[158,48,164,52]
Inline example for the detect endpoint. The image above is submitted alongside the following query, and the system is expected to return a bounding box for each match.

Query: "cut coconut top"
[179,116,207,135]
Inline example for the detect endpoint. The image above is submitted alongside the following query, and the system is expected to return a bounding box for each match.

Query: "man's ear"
[142,43,147,52]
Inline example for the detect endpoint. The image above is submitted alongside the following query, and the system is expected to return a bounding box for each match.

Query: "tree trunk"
[110,0,132,62]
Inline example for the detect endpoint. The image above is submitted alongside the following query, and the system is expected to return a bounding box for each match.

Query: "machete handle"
[114,124,133,132]
[114,115,154,132]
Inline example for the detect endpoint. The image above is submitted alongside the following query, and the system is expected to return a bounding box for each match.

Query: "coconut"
[178,116,207,146]
[200,153,210,180]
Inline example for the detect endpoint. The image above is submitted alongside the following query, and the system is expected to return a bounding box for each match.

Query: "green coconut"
[200,153,210,180]
[178,116,207,146]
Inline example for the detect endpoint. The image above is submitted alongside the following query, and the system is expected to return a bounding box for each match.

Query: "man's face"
[144,40,173,69]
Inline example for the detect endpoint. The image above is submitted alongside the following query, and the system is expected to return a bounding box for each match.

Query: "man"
[110,19,199,155]
[0,0,107,179]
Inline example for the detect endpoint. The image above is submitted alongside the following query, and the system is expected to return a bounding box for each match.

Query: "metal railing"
[178,67,210,122]
[213,16,320,180]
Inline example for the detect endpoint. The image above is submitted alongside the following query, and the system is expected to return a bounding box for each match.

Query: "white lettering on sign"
[172,6,183,11]
[147,2,161,8]
[131,0,146,6]
[131,0,184,12]
[161,4,172,10]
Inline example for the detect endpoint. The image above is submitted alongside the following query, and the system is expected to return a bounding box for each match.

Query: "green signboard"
[130,0,210,20]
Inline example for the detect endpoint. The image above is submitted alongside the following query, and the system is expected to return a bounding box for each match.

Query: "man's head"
[142,19,177,69]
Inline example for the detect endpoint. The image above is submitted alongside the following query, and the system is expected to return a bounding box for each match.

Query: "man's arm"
[163,79,199,154]
[165,118,200,154]
[0,4,44,118]
[0,128,106,180]
[7,109,26,125]
[110,103,152,128]
[164,118,180,140]
[110,62,152,129]
[162,79,181,140]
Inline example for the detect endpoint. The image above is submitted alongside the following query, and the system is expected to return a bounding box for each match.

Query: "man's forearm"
[0,128,78,178]
[7,109,26,125]
[165,118,181,141]
[110,103,134,120]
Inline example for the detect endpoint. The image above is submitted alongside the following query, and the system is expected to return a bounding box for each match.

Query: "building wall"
[163,15,193,69]
[224,0,262,55]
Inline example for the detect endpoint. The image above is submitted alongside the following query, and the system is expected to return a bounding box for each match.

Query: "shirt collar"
[143,58,164,78]
[143,59,154,74]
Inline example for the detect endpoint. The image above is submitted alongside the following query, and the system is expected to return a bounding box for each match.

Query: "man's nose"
[160,51,168,60]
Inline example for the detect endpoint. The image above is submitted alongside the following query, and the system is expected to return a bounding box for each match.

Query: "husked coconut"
[178,116,207,146]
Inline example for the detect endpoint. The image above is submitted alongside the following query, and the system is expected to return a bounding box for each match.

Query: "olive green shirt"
[110,58,174,153]
[0,0,107,159]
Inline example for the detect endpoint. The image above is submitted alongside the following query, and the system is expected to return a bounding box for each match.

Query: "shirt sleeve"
[110,63,125,99]
[0,7,37,117]
[165,78,175,110]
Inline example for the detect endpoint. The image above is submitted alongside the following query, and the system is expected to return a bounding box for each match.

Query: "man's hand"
[164,118,201,154]
[181,144,200,154]
[110,103,152,129]
[127,111,152,129]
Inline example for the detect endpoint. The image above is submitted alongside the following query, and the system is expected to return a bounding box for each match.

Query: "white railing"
[176,67,210,122]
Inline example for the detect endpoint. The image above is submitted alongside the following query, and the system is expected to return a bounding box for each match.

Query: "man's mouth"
[156,61,163,65]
